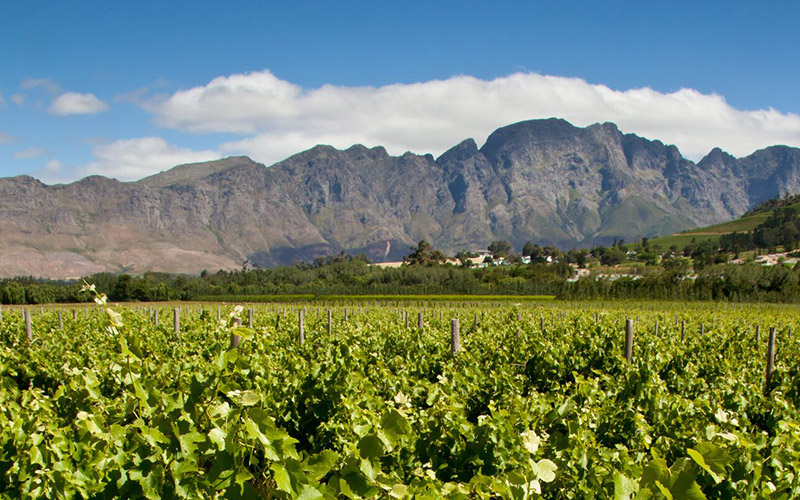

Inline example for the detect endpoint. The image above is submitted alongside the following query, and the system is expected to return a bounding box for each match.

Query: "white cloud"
[145,70,800,163]
[21,77,61,95]
[50,92,109,116]
[33,160,69,185]
[0,132,14,145]
[13,147,48,159]
[44,159,62,173]
[80,137,219,181]
[10,94,26,106]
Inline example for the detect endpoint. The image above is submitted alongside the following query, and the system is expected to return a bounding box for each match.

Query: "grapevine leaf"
[238,390,260,406]
[522,429,541,454]
[613,472,637,500]
[271,462,293,494]
[534,459,557,483]
[687,448,723,484]
[232,326,254,340]
[389,483,408,498]
[381,409,410,443]
[297,485,324,500]
[654,481,674,500]
[641,457,670,488]
[208,428,226,451]
[669,458,706,500]
[304,450,339,481]
[358,434,385,459]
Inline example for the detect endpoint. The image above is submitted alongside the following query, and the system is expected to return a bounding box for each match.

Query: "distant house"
[464,251,492,268]
[566,267,590,282]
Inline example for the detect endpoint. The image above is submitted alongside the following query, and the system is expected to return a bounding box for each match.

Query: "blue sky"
[2,1,800,183]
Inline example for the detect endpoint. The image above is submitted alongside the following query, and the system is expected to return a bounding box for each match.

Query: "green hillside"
[645,198,800,249]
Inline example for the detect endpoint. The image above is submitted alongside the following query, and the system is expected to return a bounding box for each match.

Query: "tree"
[661,256,691,276]
[594,246,626,266]
[522,241,536,257]
[488,240,512,258]
[110,274,133,301]
[567,249,588,267]
[404,240,447,266]
[1,281,25,304]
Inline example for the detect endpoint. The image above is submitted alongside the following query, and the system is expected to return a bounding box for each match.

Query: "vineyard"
[1,298,800,499]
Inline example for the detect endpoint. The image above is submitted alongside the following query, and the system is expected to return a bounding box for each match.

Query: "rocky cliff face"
[2,118,799,278]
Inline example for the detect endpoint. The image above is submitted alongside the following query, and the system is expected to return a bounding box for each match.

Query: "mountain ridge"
[2,118,800,278]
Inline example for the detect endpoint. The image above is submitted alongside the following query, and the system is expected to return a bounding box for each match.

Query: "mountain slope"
[1,118,799,278]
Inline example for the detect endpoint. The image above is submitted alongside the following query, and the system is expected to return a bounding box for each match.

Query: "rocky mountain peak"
[2,118,800,277]
[437,139,480,163]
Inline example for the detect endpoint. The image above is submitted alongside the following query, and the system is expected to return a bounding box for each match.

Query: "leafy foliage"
[1,299,800,498]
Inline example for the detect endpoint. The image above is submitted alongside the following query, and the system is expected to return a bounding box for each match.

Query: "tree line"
[2,242,800,304]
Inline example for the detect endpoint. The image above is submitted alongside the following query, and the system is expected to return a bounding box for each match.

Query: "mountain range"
[2,118,800,278]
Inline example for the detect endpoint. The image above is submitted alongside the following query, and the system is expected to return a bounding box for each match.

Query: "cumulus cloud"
[144,70,800,163]
[13,147,48,159]
[50,92,109,116]
[80,137,219,181]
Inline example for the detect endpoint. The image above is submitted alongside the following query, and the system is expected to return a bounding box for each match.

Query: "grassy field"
[646,208,773,249]
[192,293,557,303]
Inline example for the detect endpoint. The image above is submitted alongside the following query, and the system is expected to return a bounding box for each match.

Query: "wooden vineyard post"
[756,325,761,343]
[474,314,478,328]
[540,316,545,332]
[298,310,305,346]
[173,308,180,334]
[0,304,3,322]
[58,310,63,331]
[700,323,704,336]
[328,309,333,334]
[248,308,253,329]
[451,318,461,355]
[72,309,77,321]
[25,310,32,342]
[624,319,634,363]
[765,326,777,393]
[230,317,242,349]
[217,306,221,321]
[654,320,659,337]
[344,308,349,323]
[418,311,424,330]
[154,309,159,327]
[681,320,686,341]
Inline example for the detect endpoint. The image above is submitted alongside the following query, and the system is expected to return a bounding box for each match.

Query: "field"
[646,207,774,250]
[1,299,800,499]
